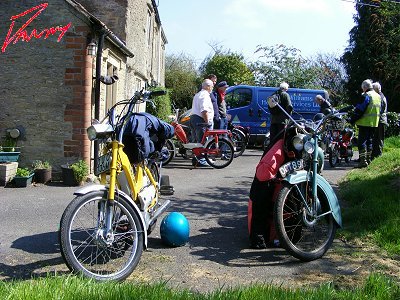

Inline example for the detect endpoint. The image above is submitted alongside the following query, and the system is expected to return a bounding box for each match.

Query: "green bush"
[70,160,89,184]
[146,88,172,121]
[386,112,400,137]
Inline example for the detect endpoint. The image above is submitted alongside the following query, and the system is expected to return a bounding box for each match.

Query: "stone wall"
[0,1,89,170]
[77,0,166,88]
[0,0,166,175]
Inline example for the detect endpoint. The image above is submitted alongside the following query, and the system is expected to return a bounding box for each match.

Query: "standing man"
[315,95,333,115]
[371,82,388,160]
[215,81,229,129]
[267,82,293,142]
[203,74,220,130]
[350,79,381,168]
[190,78,214,166]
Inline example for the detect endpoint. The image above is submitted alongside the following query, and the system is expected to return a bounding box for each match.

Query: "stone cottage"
[0,0,167,175]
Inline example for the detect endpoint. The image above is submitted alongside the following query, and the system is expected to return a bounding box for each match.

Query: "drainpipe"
[93,31,106,174]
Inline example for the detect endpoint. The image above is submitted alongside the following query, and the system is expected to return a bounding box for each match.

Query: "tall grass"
[0,274,399,300]
[339,136,400,255]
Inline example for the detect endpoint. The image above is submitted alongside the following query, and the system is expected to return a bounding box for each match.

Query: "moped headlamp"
[87,123,113,141]
[292,134,305,151]
[304,140,315,154]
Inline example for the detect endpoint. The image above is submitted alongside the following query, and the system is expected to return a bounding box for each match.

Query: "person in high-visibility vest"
[350,79,381,168]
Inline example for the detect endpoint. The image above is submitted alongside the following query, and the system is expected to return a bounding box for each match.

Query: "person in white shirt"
[190,78,214,142]
[189,78,214,166]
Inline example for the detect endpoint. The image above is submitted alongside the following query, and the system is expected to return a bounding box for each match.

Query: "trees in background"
[198,51,255,86]
[165,48,348,110]
[250,44,347,105]
[165,53,198,109]
[250,44,318,89]
[342,0,400,111]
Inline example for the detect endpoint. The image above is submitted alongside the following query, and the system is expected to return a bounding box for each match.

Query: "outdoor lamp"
[87,41,97,56]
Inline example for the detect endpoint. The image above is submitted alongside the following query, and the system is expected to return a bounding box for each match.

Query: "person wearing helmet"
[315,95,333,115]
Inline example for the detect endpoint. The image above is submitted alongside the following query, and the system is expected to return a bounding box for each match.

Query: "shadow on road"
[0,231,68,281]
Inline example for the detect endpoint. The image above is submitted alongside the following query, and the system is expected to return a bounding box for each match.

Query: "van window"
[226,88,252,109]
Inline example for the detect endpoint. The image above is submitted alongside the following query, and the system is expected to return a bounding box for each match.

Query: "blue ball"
[160,212,190,247]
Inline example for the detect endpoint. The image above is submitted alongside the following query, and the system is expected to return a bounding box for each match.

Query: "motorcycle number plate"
[279,159,304,177]
[95,152,112,176]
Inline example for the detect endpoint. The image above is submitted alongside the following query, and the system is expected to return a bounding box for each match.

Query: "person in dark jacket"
[371,82,388,160]
[215,81,229,129]
[267,82,293,142]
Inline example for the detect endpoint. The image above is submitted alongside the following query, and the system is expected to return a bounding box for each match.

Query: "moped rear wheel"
[204,137,234,169]
[59,190,144,281]
[274,182,337,261]
[161,139,176,166]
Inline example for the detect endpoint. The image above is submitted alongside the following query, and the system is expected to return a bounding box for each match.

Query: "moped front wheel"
[328,146,340,168]
[204,137,234,169]
[59,190,144,281]
[274,182,337,261]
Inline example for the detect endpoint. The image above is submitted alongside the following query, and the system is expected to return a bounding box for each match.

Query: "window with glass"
[225,88,252,109]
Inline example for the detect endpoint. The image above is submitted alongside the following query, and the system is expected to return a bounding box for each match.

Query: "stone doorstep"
[0,162,19,185]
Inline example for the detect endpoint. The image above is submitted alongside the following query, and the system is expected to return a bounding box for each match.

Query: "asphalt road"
[0,149,357,292]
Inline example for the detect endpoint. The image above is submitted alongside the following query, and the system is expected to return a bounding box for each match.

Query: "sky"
[157,0,357,66]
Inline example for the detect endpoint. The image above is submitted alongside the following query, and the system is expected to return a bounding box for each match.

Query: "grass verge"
[339,136,400,256]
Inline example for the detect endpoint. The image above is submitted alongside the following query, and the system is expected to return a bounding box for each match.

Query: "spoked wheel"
[148,160,160,183]
[328,146,340,168]
[161,139,176,166]
[274,182,337,261]
[231,129,247,157]
[59,191,144,281]
[204,137,234,169]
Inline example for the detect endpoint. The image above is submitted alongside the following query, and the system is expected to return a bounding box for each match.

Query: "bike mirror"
[99,75,119,85]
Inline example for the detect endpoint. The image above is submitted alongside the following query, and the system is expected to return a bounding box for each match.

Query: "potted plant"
[32,160,52,184]
[0,138,21,163]
[61,160,89,186]
[13,167,34,187]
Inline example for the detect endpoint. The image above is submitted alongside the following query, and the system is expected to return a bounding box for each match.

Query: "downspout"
[93,30,106,174]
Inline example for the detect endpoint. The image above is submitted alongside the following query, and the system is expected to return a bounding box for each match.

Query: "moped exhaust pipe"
[148,199,171,227]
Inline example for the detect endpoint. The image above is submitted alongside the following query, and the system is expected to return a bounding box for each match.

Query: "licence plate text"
[95,152,112,176]
[279,159,304,177]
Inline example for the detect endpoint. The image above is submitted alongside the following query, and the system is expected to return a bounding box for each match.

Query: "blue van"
[225,85,328,144]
